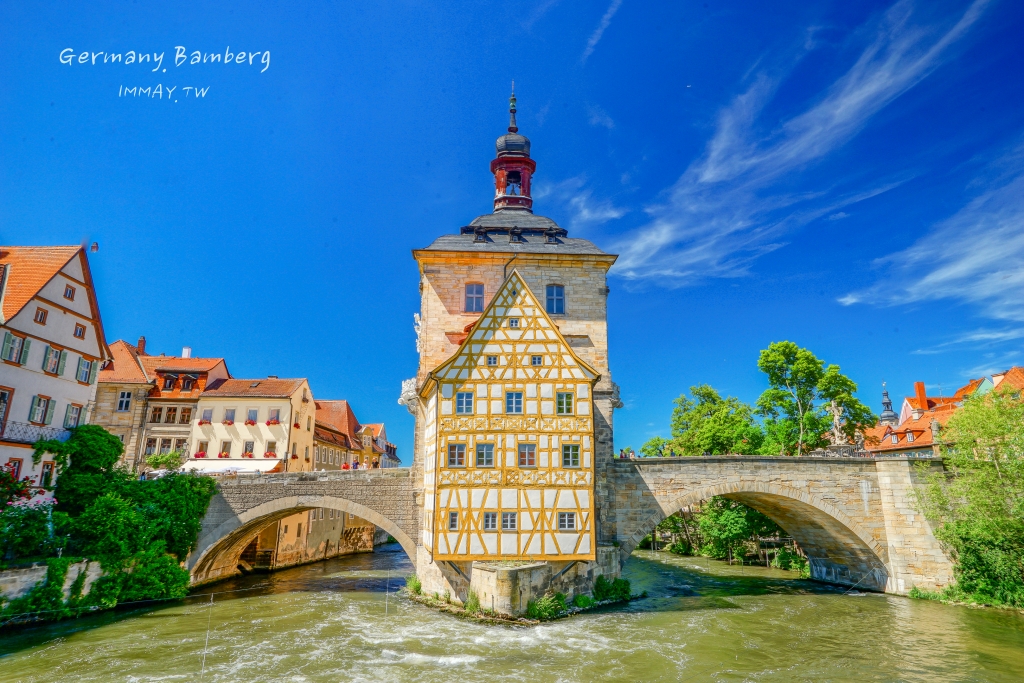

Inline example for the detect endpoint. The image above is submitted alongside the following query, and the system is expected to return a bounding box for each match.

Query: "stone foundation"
[415,545,620,615]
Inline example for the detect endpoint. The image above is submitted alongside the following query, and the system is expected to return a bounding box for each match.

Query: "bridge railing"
[208,467,412,487]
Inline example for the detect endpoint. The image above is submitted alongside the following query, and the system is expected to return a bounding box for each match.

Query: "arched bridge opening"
[189,494,418,586]
[620,482,891,592]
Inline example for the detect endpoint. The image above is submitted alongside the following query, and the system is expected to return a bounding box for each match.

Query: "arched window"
[546,284,565,315]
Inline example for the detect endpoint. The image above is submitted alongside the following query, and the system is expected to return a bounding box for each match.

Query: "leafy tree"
[916,388,1024,607]
[0,465,32,506]
[145,450,185,471]
[695,497,781,561]
[642,385,764,456]
[34,425,131,515]
[755,342,875,455]
[640,436,669,458]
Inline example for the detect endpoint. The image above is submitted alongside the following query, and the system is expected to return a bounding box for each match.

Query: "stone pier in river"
[189,455,953,604]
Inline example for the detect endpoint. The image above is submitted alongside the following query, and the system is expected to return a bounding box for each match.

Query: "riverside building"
[0,246,110,496]
[402,92,621,604]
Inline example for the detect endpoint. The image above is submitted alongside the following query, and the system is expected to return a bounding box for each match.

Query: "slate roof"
[421,232,609,255]
[99,340,151,384]
[0,245,81,321]
[202,378,305,398]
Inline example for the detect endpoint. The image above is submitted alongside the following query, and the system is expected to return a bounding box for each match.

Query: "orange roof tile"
[99,340,151,384]
[0,246,81,321]
[314,427,351,449]
[315,400,363,446]
[995,366,1024,391]
[139,355,227,376]
[865,409,955,453]
[202,378,305,398]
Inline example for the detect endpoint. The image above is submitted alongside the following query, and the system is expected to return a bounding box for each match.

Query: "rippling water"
[2,545,1023,682]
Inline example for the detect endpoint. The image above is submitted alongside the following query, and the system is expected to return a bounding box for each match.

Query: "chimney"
[268,375,278,379]
[137,336,147,355]
[913,381,928,419]
[181,346,192,359]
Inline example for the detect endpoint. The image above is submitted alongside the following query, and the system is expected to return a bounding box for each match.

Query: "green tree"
[695,497,781,561]
[34,425,132,515]
[642,385,764,456]
[916,388,1024,607]
[145,450,185,471]
[755,342,875,455]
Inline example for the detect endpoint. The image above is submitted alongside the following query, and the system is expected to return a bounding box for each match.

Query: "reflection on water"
[2,545,1023,682]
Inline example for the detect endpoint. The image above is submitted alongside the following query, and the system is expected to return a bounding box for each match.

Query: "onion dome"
[496,85,531,157]
[879,383,899,426]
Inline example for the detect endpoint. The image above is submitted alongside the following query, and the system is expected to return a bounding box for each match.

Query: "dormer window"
[182,377,195,391]
[907,432,915,443]
[891,434,898,444]
[163,376,175,390]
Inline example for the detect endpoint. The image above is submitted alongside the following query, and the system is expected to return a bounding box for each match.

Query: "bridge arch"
[620,480,891,592]
[189,494,417,586]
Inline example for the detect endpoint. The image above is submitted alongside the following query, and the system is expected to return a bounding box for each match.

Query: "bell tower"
[491,85,536,212]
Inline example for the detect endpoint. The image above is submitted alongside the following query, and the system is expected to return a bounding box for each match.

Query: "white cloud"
[535,176,627,230]
[843,150,1024,322]
[612,0,988,284]
[587,104,615,129]
[581,0,624,64]
[828,211,850,221]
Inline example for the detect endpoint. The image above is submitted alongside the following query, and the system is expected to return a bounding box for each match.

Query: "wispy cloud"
[535,176,627,230]
[523,0,561,29]
[911,327,1024,355]
[581,0,624,64]
[842,143,1024,322]
[612,0,988,283]
[587,104,615,129]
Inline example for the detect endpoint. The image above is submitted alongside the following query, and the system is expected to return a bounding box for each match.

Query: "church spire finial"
[879,381,899,426]
[508,81,518,133]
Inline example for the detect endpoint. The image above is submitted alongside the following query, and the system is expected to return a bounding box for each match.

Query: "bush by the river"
[916,388,1024,608]
[526,592,567,620]
[0,426,217,621]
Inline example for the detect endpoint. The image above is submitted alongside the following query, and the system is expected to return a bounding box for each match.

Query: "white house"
[0,246,110,496]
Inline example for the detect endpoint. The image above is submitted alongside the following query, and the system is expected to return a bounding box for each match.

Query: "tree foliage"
[35,425,131,515]
[1,465,32,506]
[916,388,1024,607]
[695,497,782,560]
[642,384,764,456]
[756,341,875,455]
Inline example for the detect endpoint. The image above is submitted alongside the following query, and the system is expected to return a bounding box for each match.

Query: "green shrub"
[908,586,943,601]
[771,546,809,575]
[442,589,451,604]
[572,593,595,609]
[464,590,481,613]
[526,592,567,620]
[406,574,422,594]
[593,575,631,602]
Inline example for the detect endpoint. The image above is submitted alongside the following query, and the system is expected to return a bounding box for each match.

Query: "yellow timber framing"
[421,269,599,562]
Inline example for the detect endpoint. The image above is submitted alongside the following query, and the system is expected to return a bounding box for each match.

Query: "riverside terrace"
[188,454,953,605]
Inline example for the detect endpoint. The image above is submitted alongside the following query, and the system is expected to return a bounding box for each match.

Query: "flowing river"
[2,545,1023,682]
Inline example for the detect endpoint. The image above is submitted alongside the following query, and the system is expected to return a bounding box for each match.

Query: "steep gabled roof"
[139,355,228,376]
[994,366,1024,391]
[0,246,81,321]
[99,340,151,384]
[421,269,599,395]
[864,407,956,453]
[202,378,305,398]
[315,400,362,445]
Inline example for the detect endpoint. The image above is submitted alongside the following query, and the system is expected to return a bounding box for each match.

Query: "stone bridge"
[602,456,952,593]
[189,468,419,585]
[189,456,952,595]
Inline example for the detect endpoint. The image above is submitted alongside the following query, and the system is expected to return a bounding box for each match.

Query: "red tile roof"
[315,400,362,446]
[99,340,151,384]
[994,366,1024,391]
[139,355,227,376]
[864,406,956,453]
[314,427,351,449]
[202,378,305,398]
[0,246,81,321]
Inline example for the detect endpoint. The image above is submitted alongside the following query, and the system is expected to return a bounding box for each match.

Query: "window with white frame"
[518,443,536,467]
[465,283,484,313]
[201,408,213,422]
[220,441,232,456]
[531,355,542,366]
[509,318,519,328]
[448,443,466,467]
[164,407,177,424]
[163,376,175,390]
[74,324,86,339]
[506,392,523,414]
[182,377,194,391]
[556,392,574,415]
[63,284,76,301]
[269,407,281,422]
[247,409,258,423]
[907,433,915,443]
[43,347,62,374]
[224,408,236,423]
[77,359,93,383]
[2,335,24,363]
[455,392,473,414]
[562,444,580,468]
[487,355,498,366]
[483,512,497,530]
[117,391,132,412]
[891,434,898,444]
[197,440,209,455]
[64,404,82,428]
[501,512,517,530]
[29,396,51,424]
[266,441,277,455]
[476,443,494,467]
[558,512,576,530]
[243,440,255,455]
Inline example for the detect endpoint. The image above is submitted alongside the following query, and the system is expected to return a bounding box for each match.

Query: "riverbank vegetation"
[914,388,1024,609]
[1,426,217,625]
[641,342,875,457]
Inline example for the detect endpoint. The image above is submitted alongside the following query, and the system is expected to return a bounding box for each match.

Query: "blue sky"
[2,0,1023,458]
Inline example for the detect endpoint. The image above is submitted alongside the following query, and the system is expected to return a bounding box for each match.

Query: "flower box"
[290,454,299,460]
[293,423,301,429]
[245,419,257,426]
[266,419,280,426]
[243,452,255,458]
[218,452,230,459]
[223,420,234,426]
[198,420,212,426]
[264,452,279,458]
[194,452,208,459]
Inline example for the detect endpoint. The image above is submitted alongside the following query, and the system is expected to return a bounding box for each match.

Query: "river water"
[2,545,1023,682]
